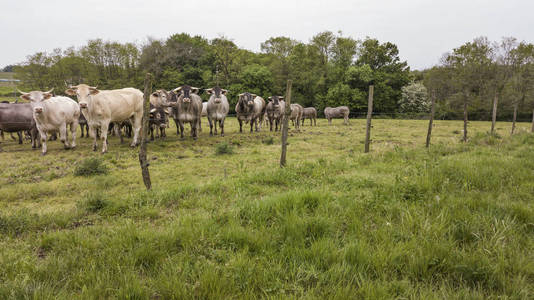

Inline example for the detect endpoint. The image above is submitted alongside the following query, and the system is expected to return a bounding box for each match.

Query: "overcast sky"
[1,0,533,70]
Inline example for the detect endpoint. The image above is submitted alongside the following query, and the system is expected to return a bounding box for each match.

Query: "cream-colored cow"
[66,84,143,153]
[19,89,80,155]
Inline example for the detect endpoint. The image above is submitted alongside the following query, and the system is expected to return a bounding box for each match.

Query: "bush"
[78,192,109,213]
[262,136,275,145]
[74,158,108,176]
[215,142,234,155]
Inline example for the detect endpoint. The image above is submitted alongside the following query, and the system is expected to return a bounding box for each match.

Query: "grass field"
[0,117,533,299]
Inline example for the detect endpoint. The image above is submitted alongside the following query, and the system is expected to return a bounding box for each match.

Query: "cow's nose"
[183,98,190,103]
[160,124,166,128]
[80,103,87,108]
[34,108,43,113]
[215,98,221,103]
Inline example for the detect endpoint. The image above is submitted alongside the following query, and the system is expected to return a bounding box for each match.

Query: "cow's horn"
[16,89,27,95]
[45,88,54,94]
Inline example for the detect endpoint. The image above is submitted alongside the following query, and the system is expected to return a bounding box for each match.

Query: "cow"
[289,103,304,131]
[301,107,317,126]
[79,113,89,138]
[265,96,285,131]
[324,106,350,125]
[0,101,39,148]
[150,89,177,135]
[205,86,229,136]
[199,101,208,132]
[168,85,202,139]
[236,92,265,133]
[19,89,80,155]
[149,104,168,141]
[65,84,144,153]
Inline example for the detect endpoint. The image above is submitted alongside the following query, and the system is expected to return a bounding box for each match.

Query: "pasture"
[0,118,533,298]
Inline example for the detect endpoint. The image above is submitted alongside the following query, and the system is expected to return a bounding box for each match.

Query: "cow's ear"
[251,94,257,98]
[221,89,228,95]
[65,88,76,96]
[205,89,213,95]
[20,94,31,101]
[191,87,200,94]
[89,88,99,95]
[43,93,53,100]
[279,96,284,100]
[151,92,158,97]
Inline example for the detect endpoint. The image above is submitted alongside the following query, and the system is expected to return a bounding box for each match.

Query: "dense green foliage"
[0,118,532,298]
[424,37,534,121]
[13,32,411,114]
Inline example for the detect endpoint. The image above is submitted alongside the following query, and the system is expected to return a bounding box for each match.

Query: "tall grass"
[0,119,532,298]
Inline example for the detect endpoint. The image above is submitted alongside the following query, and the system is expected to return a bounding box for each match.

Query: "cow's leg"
[17,132,23,144]
[214,118,218,135]
[40,131,48,155]
[238,119,243,133]
[192,121,198,140]
[220,119,225,137]
[30,129,36,149]
[250,119,254,133]
[101,122,110,153]
[0,130,3,141]
[131,114,142,147]
[59,123,69,149]
[208,116,213,136]
[179,121,184,139]
[70,121,77,149]
[89,125,98,151]
[150,125,154,141]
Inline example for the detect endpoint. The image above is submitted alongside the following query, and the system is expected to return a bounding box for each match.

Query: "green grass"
[0,118,533,299]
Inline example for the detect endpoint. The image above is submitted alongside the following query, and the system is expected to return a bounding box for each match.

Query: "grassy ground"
[0,118,533,299]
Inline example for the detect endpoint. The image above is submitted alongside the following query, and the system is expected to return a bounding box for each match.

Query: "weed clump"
[78,192,109,213]
[74,157,108,177]
[262,136,275,145]
[215,142,234,155]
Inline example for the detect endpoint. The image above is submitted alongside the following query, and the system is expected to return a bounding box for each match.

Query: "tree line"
[12,32,411,114]
[11,33,534,122]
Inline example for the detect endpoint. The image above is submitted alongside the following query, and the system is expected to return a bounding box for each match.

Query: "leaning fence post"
[364,85,374,153]
[426,90,436,148]
[280,80,292,167]
[139,73,152,190]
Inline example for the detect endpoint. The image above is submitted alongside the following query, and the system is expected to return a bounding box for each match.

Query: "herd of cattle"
[0,84,350,154]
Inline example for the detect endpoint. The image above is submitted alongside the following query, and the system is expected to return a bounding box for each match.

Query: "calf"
[0,101,39,148]
[149,104,168,140]
[168,85,202,139]
[266,96,285,132]
[289,103,304,131]
[301,107,317,126]
[324,106,350,125]
[205,86,229,136]
[66,84,144,153]
[236,92,265,133]
[19,89,80,155]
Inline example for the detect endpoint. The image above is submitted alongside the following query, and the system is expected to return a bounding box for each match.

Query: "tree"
[399,82,430,113]
[445,37,493,141]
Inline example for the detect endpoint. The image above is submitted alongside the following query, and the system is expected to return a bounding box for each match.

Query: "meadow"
[0,117,533,299]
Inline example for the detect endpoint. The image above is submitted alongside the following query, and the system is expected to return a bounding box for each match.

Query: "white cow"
[66,84,143,153]
[19,89,80,155]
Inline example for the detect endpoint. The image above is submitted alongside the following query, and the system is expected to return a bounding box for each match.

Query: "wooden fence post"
[511,102,518,135]
[491,90,498,135]
[531,109,534,133]
[426,90,436,148]
[364,85,374,153]
[139,73,152,190]
[280,80,292,167]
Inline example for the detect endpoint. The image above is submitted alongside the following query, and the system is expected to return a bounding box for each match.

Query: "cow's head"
[238,92,256,110]
[268,95,284,108]
[65,84,98,109]
[205,86,228,104]
[149,106,169,128]
[150,89,170,107]
[172,85,199,104]
[18,89,54,115]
